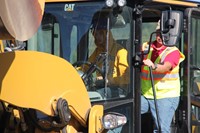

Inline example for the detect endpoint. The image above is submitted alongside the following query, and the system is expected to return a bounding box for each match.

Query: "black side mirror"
[161,10,183,46]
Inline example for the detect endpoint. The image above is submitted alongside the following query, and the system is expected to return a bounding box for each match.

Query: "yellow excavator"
[0,0,126,133]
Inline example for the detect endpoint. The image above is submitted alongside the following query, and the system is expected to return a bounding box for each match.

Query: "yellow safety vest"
[141,46,185,99]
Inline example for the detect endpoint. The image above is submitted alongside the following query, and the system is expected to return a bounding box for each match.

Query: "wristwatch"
[152,63,158,70]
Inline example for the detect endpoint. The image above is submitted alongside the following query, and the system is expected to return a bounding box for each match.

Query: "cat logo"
[64,4,75,11]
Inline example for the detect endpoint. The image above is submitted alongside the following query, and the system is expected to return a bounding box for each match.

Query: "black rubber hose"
[149,66,161,133]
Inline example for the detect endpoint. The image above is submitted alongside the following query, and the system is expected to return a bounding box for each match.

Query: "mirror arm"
[134,31,156,68]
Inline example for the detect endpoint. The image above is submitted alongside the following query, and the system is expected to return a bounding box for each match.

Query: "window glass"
[70,25,78,63]
[54,23,60,56]
[190,17,200,96]
[142,22,157,44]
[27,3,132,102]
[27,26,53,53]
[86,8,131,101]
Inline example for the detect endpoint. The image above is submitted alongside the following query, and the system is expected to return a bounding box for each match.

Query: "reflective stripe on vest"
[141,71,179,80]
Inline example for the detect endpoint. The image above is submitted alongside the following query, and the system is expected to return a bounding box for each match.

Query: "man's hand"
[95,76,109,87]
[143,59,172,72]
[96,76,103,80]
[143,59,155,68]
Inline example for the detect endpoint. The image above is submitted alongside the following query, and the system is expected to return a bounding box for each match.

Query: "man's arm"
[143,50,180,73]
[111,48,129,85]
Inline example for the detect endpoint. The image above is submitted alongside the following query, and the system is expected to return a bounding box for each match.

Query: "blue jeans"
[141,95,179,133]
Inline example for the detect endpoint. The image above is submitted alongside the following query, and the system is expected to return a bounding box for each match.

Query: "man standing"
[141,22,185,133]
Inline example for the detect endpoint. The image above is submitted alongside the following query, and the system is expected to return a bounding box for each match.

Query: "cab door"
[182,8,200,133]
[86,7,135,133]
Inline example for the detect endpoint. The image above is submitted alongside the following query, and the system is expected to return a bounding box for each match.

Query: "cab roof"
[44,0,200,7]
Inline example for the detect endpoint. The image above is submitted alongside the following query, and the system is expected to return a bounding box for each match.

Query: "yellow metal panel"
[88,105,104,133]
[0,40,4,53]
[0,51,91,126]
[45,0,87,2]
[152,0,199,7]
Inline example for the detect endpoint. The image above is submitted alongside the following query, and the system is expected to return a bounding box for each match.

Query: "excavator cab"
[0,1,130,133]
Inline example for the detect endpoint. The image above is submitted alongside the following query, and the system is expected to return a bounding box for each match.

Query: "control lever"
[82,52,106,81]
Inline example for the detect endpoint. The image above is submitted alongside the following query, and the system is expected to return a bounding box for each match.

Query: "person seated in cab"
[81,11,129,99]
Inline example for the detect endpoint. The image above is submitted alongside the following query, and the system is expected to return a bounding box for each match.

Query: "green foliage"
[142,23,157,44]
